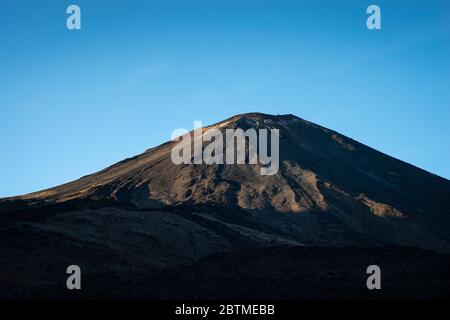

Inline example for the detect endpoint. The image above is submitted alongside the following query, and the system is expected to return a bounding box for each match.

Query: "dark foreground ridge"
[2,245,450,299]
[1,113,450,299]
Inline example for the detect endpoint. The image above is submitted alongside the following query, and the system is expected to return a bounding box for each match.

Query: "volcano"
[1,113,450,299]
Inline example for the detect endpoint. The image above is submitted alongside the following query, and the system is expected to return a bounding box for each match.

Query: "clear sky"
[0,0,449,197]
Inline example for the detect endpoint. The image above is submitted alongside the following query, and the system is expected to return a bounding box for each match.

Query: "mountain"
[1,112,450,298]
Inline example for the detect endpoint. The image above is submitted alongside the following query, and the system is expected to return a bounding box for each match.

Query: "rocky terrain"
[1,113,450,299]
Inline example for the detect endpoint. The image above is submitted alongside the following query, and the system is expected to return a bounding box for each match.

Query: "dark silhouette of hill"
[1,113,449,299]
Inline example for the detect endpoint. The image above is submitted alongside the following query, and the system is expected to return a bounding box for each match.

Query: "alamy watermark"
[66,5,81,30]
[366,4,381,30]
[366,265,381,290]
[66,265,81,290]
[65,4,380,31]
[170,121,279,175]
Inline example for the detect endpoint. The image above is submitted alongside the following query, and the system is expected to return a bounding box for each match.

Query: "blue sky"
[0,0,449,197]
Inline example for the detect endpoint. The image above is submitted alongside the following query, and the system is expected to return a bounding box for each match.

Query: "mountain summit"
[2,112,450,298]
[2,112,450,253]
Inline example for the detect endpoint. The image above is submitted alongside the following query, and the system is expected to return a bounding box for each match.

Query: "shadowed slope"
[2,113,450,299]
[1,113,449,252]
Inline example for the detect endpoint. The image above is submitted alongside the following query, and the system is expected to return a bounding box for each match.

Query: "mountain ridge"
[2,112,450,299]
[2,112,448,201]
[1,112,450,255]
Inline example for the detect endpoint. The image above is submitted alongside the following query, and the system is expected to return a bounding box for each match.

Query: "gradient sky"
[0,0,449,197]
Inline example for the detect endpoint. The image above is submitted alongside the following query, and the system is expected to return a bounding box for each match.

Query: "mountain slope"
[2,112,450,298]
[2,113,449,253]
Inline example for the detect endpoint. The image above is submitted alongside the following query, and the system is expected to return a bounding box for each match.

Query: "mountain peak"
[1,112,450,253]
[205,112,310,133]
[219,112,301,125]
